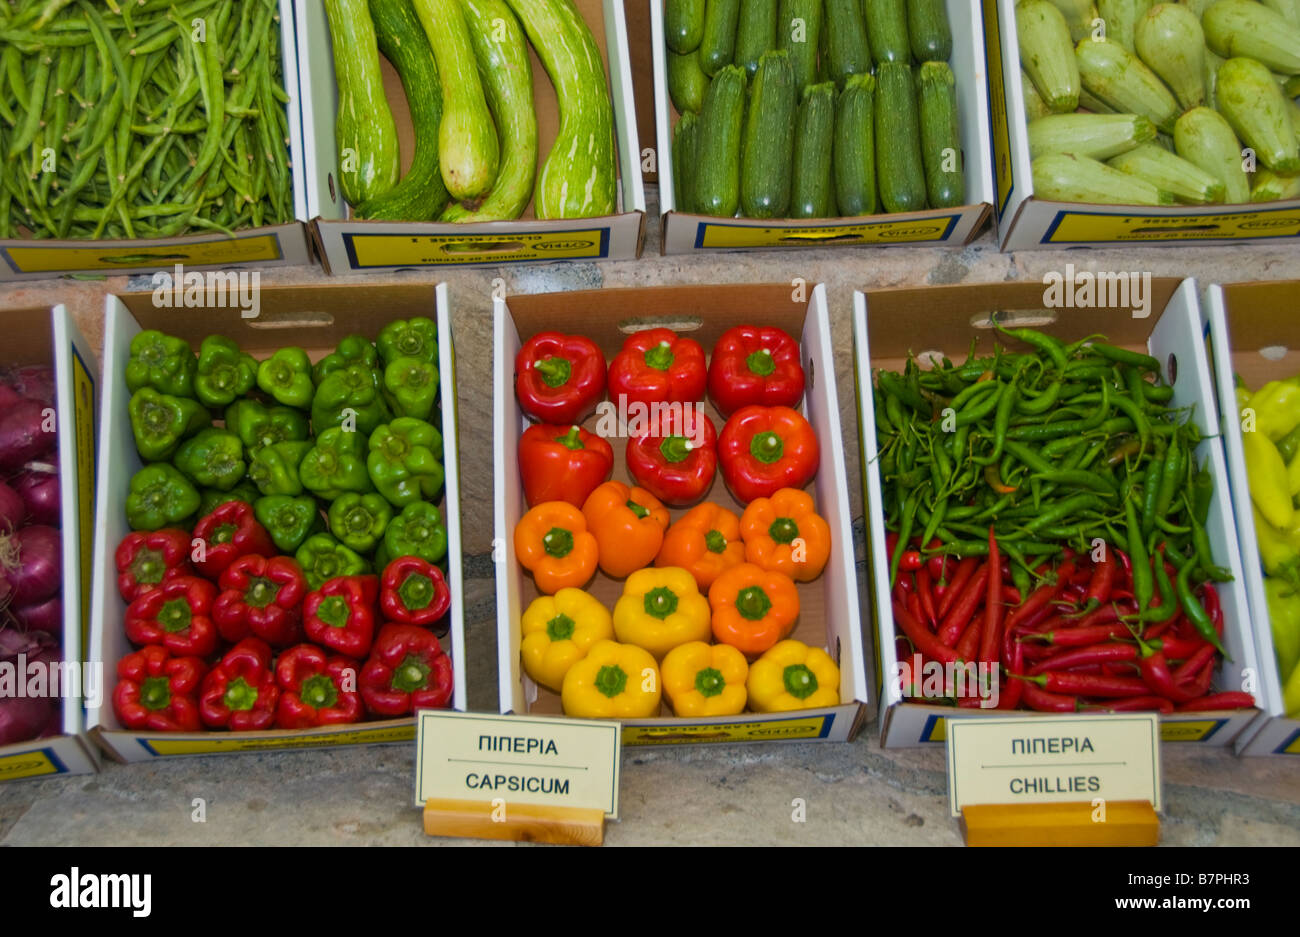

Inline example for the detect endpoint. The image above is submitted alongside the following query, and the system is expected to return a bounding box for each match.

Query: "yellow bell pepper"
[1244,430,1295,530]
[613,567,712,659]
[561,640,661,719]
[520,588,613,693]
[747,640,841,712]
[661,641,748,716]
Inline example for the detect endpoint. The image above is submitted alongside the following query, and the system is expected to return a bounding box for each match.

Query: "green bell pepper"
[128,388,208,461]
[254,495,325,554]
[327,492,393,553]
[194,335,259,409]
[173,428,247,491]
[383,501,448,564]
[377,317,438,367]
[198,480,260,517]
[224,400,311,452]
[313,334,379,385]
[256,347,314,409]
[295,533,371,591]
[126,464,201,531]
[125,330,197,398]
[299,427,374,500]
[311,363,391,437]
[367,418,444,508]
[383,356,440,421]
[247,440,313,497]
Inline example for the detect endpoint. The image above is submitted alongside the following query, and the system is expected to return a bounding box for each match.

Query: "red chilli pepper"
[937,558,977,618]
[935,562,989,647]
[1175,692,1255,712]
[1029,642,1138,676]
[979,527,1002,667]
[1020,680,1078,712]
[954,616,982,663]
[916,567,937,627]
[1037,671,1151,698]
[997,640,1025,709]
[1138,648,1200,703]
[1083,696,1174,713]
[892,597,958,665]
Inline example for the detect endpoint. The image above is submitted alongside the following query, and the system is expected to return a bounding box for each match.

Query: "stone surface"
[2,193,1298,846]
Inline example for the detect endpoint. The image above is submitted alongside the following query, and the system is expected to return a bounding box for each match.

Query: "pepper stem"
[658,435,693,464]
[643,341,675,371]
[398,572,436,612]
[546,613,576,641]
[769,517,799,545]
[131,546,167,585]
[140,675,172,711]
[157,598,192,633]
[735,585,772,621]
[299,673,339,711]
[543,527,574,558]
[694,667,725,698]
[594,665,627,699]
[750,431,784,465]
[643,586,679,620]
[626,500,648,519]
[704,529,727,554]
[554,426,585,451]
[534,356,572,389]
[315,595,349,629]
[245,576,282,609]
[390,653,431,693]
[782,664,819,700]
[223,676,259,712]
[746,348,776,377]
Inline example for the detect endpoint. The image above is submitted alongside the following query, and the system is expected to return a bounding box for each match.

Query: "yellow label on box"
[140,723,416,755]
[922,715,948,742]
[697,216,960,249]
[2,234,283,273]
[70,348,95,654]
[415,712,620,816]
[1280,731,1300,755]
[1159,720,1224,742]
[344,229,610,268]
[1045,208,1300,243]
[984,0,1012,219]
[0,749,61,779]
[623,715,832,745]
[947,715,1161,817]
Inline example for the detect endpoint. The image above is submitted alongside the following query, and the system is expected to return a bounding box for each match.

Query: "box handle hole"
[246,310,336,329]
[970,309,1059,329]
[1166,353,1177,385]
[618,315,703,333]
[1260,345,1289,361]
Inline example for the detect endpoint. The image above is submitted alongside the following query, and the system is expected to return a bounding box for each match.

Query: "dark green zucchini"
[874,60,927,212]
[834,72,877,215]
[735,0,779,79]
[790,81,836,217]
[918,60,964,207]
[741,49,797,217]
[694,65,747,214]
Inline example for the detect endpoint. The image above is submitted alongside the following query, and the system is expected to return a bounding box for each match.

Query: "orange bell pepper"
[514,501,599,594]
[709,562,800,656]
[740,488,831,582]
[581,480,670,578]
[656,501,746,590]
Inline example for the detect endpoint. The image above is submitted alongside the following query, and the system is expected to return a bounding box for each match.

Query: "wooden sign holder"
[423,798,606,845]
[961,800,1159,847]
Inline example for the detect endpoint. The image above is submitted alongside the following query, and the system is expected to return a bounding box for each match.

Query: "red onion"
[0,626,59,745]
[0,384,20,409]
[0,400,55,472]
[0,480,25,532]
[10,366,56,407]
[12,596,62,636]
[14,467,59,526]
[0,525,61,606]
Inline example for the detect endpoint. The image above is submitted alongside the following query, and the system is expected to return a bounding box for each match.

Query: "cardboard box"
[854,278,1263,747]
[87,283,466,761]
[298,0,646,273]
[984,0,1300,250]
[495,283,871,745]
[1203,280,1300,756]
[0,0,312,281]
[651,0,993,253]
[0,306,99,782]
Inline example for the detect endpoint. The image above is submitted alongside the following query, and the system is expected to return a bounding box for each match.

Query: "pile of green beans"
[0,0,294,240]
[874,322,1231,601]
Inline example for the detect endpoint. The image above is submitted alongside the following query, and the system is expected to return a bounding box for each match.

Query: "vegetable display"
[0,362,63,747]
[1021,0,1300,205]
[111,322,455,733]
[0,0,295,240]
[875,322,1253,714]
[1236,372,1300,717]
[668,0,967,218]
[325,0,617,222]
[512,321,842,720]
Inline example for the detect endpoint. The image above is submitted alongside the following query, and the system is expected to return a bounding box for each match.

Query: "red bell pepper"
[274,643,363,728]
[124,576,219,658]
[113,645,206,732]
[199,638,279,730]
[360,623,454,716]
[191,501,275,581]
[380,557,451,627]
[717,405,819,504]
[213,555,307,647]
[625,407,717,506]
[115,529,192,603]
[303,574,379,659]
[606,328,707,409]
[514,332,605,425]
[707,325,805,417]
[518,423,613,508]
